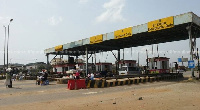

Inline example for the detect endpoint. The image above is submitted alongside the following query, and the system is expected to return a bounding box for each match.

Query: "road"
[0,71,200,110]
[0,78,180,106]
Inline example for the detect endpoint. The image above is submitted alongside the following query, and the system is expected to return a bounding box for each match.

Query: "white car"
[177,69,185,73]
[119,66,141,75]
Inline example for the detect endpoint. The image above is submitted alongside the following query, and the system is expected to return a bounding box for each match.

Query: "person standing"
[4,68,12,88]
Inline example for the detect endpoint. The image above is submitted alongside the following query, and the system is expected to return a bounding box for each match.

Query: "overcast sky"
[0,0,200,66]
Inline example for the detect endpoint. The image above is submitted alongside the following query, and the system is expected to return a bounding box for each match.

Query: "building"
[148,57,170,74]
[95,62,112,72]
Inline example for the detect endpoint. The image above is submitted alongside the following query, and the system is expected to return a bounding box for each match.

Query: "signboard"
[188,60,195,68]
[148,16,174,32]
[90,34,103,44]
[178,58,182,62]
[55,45,63,51]
[114,27,132,39]
[178,58,188,62]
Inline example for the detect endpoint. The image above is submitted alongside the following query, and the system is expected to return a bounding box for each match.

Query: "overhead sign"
[55,45,63,51]
[90,34,103,44]
[188,60,195,68]
[114,27,132,39]
[148,16,174,32]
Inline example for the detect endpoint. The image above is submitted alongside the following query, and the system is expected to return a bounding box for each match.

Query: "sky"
[0,0,200,66]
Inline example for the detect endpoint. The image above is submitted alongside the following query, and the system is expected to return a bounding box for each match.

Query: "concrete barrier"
[86,74,181,88]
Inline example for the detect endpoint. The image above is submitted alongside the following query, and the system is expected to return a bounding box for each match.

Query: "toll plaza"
[44,12,200,77]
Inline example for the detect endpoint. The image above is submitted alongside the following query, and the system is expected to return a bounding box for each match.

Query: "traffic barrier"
[106,79,117,87]
[86,75,181,88]
[68,79,86,90]
[147,77,154,82]
[155,76,161,81]
[140,77,147,83]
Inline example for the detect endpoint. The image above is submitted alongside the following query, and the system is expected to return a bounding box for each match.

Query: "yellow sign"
[114,27,132,39]
[55,45,63,51]
[148,16,174,32]
[90,34,103,44]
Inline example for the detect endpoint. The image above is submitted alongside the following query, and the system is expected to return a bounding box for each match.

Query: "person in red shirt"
[75,70,80,79]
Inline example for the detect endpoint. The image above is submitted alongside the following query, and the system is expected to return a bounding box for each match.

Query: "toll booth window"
[121,67,127,71]
[128,67,138,71]
[105,65,108,71]
[152,63,154,69]
[162,61,167,69]
[98,65,100,71]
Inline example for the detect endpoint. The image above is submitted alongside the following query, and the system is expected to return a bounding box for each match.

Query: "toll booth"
[148,57,170,74]
[95,62,112,72]
[118,60,137,68]
[52,64,76,74]
[50,58,87,74]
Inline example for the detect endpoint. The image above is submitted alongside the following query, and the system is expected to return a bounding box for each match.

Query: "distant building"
[26,62,47,70]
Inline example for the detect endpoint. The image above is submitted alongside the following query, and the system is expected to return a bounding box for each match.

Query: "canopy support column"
[116,49,120,75]
[187,25,196,77]
[46,54,50,71]
[86,47,88,77]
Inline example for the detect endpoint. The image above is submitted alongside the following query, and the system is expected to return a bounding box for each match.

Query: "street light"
[7,19,13,68]
[3,26,6,71]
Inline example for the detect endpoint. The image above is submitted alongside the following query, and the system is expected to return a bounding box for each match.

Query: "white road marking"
[83,92,97,95]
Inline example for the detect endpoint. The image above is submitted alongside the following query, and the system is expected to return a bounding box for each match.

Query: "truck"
[118,66,141,75]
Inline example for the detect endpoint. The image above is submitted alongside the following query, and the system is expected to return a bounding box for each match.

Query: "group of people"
[37,70,48,85]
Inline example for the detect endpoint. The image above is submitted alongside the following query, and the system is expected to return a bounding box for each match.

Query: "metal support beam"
[197,48,200,78]
[46,54,50,71]
[111,51,117,60]
[88,53,93,60]
[116,49,120,75]
[187,25,195,77]
[86,47,88,77]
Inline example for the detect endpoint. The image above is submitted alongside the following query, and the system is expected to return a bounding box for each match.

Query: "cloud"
[47,16,63,26]
[79,0,89,4]
[96,0,126,23]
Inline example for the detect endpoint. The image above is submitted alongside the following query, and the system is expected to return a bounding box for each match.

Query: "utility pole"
[3,26,6,71]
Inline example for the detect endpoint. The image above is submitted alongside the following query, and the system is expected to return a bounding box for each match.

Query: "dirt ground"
[1,76,200,110]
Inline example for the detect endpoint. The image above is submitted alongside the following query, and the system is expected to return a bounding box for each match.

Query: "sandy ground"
[1,73,200,110]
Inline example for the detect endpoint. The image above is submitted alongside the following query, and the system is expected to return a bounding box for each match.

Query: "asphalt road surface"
[0,78,181,106]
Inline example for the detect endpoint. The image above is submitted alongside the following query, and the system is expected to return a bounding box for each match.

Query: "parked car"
[177,69,185,73]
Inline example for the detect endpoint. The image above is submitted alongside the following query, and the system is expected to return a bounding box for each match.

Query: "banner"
[90,34,103,44]
[55,45,63,51]
[114,27,132,39]
[148,16,174,32]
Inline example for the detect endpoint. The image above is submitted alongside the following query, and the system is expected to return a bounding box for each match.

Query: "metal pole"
[86,47,88,77]
[138,52,139,67]
[197,48,200,78]
[47,54,49,65]
[7,19,13,68]
[7,25,9,68]
[146,49,148,74]
[117,49,120,75]
[3,26,6,70]
[188,26,195,77]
